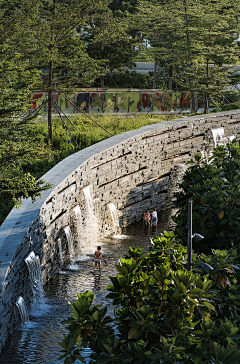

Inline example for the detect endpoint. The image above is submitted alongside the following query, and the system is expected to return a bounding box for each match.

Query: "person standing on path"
[152,208,158,227]
[93,246,102,273]
[144,210,151,226]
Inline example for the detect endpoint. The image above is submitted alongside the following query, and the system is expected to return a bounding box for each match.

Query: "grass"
[26,113,179,180]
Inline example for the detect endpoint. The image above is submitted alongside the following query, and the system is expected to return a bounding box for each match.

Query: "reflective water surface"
[0,211,175,364]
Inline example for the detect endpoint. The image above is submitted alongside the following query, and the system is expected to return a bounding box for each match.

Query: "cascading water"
[200,150,206,162]
[0,214,175,364]
[57,238,63,265]
[25,251,44,305]
[16,296,29,324]
[64,226,74,261]
[211,127,226,147]
[107,203,120,232]
[82,185,99,255]
[73,205,83,235]
[73,205,83,256]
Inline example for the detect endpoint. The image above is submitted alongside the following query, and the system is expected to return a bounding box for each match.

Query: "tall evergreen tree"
[84,9,137,87]
[0,0,51,220]
[138,0,240,112]
[31,0,110,145]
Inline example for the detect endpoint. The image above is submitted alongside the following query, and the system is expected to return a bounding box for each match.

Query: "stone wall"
[0,110,240,352]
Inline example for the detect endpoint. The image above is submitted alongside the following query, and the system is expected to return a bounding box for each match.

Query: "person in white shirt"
[152,208,157,226]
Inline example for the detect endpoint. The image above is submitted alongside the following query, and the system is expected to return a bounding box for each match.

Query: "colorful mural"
[32,89,194,114]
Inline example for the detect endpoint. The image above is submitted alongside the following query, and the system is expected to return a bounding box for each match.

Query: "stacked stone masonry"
[0,111,240,353]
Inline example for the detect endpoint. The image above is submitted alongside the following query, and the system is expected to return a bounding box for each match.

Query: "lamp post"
[187,200,193,271]
[187,200,213,271]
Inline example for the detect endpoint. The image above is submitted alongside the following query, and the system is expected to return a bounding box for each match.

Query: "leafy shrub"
[59,232,240,364]
[173,142,240,254]
[213,102,240,112]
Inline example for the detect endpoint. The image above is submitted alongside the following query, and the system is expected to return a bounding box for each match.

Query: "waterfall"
[64,226,74,261]
[25,251,44,305]
[211,127,226,147]
[73,205,83,234]
[82,185,99,254]
[229,135,235,142]
[200,150,206,162]
[58,238,63,265]
[16,296,29,324]
[107,203,120,231]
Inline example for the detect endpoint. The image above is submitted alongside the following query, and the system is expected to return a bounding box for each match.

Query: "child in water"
[93,246,102,273]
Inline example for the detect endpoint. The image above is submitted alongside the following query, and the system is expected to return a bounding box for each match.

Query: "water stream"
[63,226,74,261]
[16,296,29,324]
[0,210,175,364]
[81,185,99,255]
[107,202,120,232]
[58,238,63,266]
[25,251,44,306]
[211,127,226,147]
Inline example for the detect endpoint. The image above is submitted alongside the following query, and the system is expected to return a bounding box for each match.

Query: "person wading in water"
[93,246,102,273]
[144,210,150,226]
[152,208,158,227]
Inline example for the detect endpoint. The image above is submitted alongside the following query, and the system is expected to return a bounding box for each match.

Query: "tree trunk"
[168,66,173,90]
[153,56,157,89]
[184,0,195,113]
[204,59,209,114]
[48,59,53,146]
[191,91,196,112]
[100,76,104,88]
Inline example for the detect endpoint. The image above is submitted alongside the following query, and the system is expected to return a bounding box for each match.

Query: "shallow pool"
[0,210,174,364]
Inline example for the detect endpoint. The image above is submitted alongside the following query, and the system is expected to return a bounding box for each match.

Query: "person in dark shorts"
[152,208,158,227]
[93,246,102,273]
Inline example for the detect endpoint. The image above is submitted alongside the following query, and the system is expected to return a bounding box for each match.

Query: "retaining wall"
[0,110,240,352]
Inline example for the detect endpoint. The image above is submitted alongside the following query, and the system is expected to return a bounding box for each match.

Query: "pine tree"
[176,0,240,113]
[31,0,110,145]
[84,8,137,87]
[0,0,52,222]
[138,0,240,113]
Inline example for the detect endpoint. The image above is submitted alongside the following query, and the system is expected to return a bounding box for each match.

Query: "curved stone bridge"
[0,110,240,352]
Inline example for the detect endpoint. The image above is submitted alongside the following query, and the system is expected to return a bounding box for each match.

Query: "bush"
[173,142,240,254]
[213,101,240,112]
[59,232,240,364]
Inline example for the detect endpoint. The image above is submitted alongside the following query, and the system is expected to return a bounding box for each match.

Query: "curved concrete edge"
[0,109,240,353]
[0,115,185,285]
[0,109,238,289]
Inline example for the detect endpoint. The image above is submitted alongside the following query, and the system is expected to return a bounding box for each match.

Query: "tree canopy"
[173,141,240,254]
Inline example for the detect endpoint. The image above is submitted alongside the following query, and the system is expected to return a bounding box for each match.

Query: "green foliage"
[173,141,240,254]
[94,70,155,89]
[0,0,52,223]
[32,0,109,91]
[137,0,240,111]
[85,9,137,74]
[213,102,240,112]
[60,232,240,363]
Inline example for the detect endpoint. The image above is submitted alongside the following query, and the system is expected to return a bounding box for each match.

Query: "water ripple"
[0,212,174,363]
